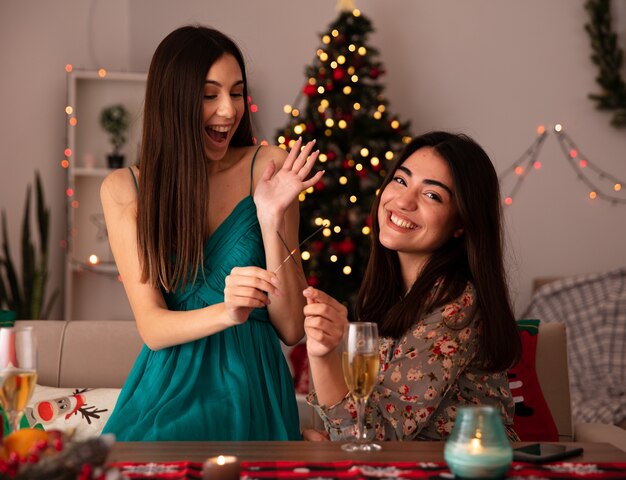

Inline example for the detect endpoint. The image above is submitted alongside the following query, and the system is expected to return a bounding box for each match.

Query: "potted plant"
[100,104,130,169]
[0,171,59,319]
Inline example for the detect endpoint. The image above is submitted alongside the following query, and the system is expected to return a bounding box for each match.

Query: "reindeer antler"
[70,388,109,424]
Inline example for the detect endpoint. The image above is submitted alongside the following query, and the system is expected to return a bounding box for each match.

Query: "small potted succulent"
[100,104,130,168]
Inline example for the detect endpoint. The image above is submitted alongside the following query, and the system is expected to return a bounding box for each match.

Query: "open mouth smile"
[206,125,231,143]
[389,212,417,230]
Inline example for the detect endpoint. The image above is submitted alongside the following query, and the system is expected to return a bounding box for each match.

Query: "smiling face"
[377,147,462,274]
[202,54,245,161]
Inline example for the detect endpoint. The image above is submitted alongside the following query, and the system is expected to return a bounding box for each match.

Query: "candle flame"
[469,437,483,454]
[217,455,226,465]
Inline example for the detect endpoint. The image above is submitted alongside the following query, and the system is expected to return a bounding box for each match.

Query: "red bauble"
[325,82,334,92]
[312,241,324,253]
[303,84,317,96]
[327,150,337,161]
[370,68,380,79]
[314,180,325,191]
[342,160,352,169]
[356,168,367,178]
[307,275,320,287]
[333,67,345,81]
[338,238,355,254]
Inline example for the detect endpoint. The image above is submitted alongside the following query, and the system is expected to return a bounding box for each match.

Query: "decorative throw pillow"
[507,319,559,441]
[24,385,120,441]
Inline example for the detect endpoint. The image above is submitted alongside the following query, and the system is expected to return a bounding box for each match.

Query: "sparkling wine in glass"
[0,327,38,434]
[341,321,381,452]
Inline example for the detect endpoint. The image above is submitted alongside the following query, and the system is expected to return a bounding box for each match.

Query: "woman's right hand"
[224,266,281,326]
[302,287,348,357]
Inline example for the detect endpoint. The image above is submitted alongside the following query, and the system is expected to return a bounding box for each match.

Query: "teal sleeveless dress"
[102,149,301,441]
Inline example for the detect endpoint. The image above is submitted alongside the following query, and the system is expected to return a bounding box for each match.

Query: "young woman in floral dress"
[302,131,521,441]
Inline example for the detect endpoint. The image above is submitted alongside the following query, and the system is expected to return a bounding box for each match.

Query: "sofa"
[15,319,315,439]
[15,319,626,451]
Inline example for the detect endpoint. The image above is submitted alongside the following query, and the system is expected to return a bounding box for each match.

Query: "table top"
[108,441,626,464]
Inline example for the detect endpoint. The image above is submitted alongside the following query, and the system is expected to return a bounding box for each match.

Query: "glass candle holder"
[444,405,512,479]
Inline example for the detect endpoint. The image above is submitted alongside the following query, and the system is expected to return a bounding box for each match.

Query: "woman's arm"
[253,139,324,345]
[302,287,350,404]
[100,169,280,350]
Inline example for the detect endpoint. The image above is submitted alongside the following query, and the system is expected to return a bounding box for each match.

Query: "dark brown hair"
[356,131,521,371]
[137,25,254,292]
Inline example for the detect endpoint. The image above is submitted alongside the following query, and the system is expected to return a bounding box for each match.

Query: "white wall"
[1,0,625,319]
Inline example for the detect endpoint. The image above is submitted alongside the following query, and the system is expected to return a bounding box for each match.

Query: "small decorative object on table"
[100,104,130,169]
[0,429,114,479]
[202,455,240,480]
[444,405,512,479]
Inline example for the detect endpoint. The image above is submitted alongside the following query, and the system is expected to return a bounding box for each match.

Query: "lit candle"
[444,406,512,479]
[202,455,240,480]
[469,437,483,455]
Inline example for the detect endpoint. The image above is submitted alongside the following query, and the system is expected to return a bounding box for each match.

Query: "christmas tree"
[275,4,412,311]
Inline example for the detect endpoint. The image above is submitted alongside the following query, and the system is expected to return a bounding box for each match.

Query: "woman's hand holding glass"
[303,288,381,450]
[0,327,37,435]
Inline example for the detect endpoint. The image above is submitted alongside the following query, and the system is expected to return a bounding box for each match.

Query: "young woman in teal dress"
[100,25,323,441]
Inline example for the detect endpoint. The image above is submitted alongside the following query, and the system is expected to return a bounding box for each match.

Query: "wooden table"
[108,441,626,464]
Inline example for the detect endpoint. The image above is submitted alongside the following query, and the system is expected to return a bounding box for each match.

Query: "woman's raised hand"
[224,266,280,326]
[303,287,348,358]
[253,138,324,223]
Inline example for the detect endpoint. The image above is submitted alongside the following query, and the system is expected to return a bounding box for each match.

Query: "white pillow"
[25,385,120,441]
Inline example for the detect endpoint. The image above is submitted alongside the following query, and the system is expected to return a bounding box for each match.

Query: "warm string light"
[498,126,549,205]
[554,127,626,204]
[500,124,626,206]
[274,7,412,291]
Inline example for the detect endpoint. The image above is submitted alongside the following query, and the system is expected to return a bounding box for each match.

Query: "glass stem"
[8,410,22,434]
[356,397,366,444]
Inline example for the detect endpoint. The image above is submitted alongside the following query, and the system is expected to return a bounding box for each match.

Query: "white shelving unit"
[64,70,146,320]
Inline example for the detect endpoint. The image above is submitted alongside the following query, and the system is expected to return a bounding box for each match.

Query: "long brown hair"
[137,26,254,292]
[356,131,521,371]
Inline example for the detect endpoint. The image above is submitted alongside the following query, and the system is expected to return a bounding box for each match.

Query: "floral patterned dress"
[307,282,518,441]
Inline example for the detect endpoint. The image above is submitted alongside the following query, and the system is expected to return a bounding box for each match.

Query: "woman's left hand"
[253,138,323,223]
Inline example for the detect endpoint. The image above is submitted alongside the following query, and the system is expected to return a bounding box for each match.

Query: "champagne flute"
[341,321,381,452]
[0,327,37,434]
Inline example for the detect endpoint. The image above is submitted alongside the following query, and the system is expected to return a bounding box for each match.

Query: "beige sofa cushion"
[15,320,143,388]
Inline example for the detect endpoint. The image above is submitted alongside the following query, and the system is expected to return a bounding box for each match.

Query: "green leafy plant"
[585,0,626,128]
[0,171,59,319]
[100,104,130,154]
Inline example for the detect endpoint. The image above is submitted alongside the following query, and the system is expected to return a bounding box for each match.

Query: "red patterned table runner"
[108,460,626,479]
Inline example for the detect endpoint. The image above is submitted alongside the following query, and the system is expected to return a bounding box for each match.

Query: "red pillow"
[508,319,559,441]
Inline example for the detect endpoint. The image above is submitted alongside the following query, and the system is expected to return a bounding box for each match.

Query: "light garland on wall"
[499,124,625,205]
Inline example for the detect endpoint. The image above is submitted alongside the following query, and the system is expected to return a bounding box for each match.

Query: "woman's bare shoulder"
[253,144,288,168]
[100,166,138,208]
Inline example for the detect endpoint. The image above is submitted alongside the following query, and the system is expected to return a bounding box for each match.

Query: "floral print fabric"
[307,282,517,441]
